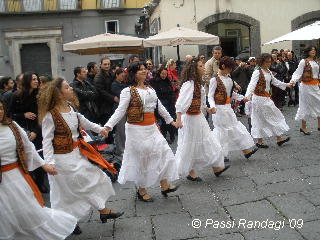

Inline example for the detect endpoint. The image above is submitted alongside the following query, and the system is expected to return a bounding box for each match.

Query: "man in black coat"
[70,66,99,123]
[94,57,119,126]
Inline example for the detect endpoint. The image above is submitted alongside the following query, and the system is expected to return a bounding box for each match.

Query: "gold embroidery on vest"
[187,83,201,114]
[254,70,271,97]
[302,60,313,83]
[8,122,28,173]
[127,86,144,123]
[214,77,228,105]
[50,109,74,154]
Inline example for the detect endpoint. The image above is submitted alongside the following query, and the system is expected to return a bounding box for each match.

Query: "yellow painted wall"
[6,0,22,12]
[44,0,57,11]
[124,0,152,8]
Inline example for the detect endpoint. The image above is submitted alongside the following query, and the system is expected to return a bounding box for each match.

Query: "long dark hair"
[180,57,203,86]
[127,61,148,86]
[256,53,272,67]
[303,45,317,59]
[0,98,12,125]
[18,72,39,100]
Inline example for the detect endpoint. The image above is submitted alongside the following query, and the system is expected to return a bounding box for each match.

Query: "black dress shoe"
[186,175,203,182]
[277,137,290,146]
[300,128,311,135]
[137,191,154,202]
[318,128,320,131]
[72,225,82,235]
[100,210,124,223]
[244,148,258,159]
[214,165,230,177]
[161,185,180,197]
[256,143,269,148]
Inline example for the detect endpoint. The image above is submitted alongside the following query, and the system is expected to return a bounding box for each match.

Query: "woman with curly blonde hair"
[38,78,123,235]
[175,57,228,182]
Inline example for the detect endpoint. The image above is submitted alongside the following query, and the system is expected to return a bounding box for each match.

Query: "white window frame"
[23,0,42,12]
[105,20,119,34]
[59,0,77,10]
[102,0,120,8]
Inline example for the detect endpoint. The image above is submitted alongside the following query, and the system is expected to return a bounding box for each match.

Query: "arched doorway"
[292,11,320,56]
[198,12,261,59]
[206,21,250,58]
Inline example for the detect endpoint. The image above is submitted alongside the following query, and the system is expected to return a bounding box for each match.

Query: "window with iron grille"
[59,0,77,10]
[23,0,42,11]
[102,0,120,8]
[105,20,119,34]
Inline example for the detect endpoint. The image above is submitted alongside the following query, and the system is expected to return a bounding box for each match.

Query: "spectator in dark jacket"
[2,74,23,117]
[94,57,119,126]
[70,66,99,123]
[286,51,299,106]
[87,61,99,85]
[270,54,288,109]
[0,76,14,97]
[11,72,48,193]
[111,68,128,157]
[150,66,176,144]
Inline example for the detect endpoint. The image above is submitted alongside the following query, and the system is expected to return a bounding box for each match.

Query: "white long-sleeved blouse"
[42,108,103,165]
[291,59,320,84]
[175,80,206,114]
[105,87,173,130]
[0,122,44,170]
[208,75,237,108]
[245,69,287,99]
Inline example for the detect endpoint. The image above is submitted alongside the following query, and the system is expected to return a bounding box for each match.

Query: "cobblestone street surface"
[65,105,320,240]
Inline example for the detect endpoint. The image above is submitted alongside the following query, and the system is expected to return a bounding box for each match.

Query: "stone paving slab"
[60,106,320,239]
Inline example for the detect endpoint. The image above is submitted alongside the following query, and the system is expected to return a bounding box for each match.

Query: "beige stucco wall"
[150,0,320,61]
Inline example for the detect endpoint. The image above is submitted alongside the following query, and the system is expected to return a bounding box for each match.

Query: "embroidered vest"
[301,60,313,82]
[50,108,74,154]
[8,122,28,173]
[214,76,234,105]
[254,70,271,97]
[186,82,201,114]
[127,86,144,123]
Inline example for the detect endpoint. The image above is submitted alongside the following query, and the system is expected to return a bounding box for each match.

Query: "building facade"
[0,0,151,80]
[147,0,320,62]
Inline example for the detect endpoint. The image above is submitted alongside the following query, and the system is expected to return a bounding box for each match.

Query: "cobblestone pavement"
[64,105,320,240]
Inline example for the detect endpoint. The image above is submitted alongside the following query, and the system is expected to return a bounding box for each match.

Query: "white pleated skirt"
[212,104,254,156]
[295,83,320,120]
[176,113,224,177]
[49,147,115,221]
[118,123,179,188]
[0,168,77,240]
[250,95,289,139]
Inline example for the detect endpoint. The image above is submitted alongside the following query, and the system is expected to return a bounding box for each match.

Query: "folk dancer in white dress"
[38,78,123,235]
[104,62,179,202]
[244,53,292,148]
[208,56,258,162]
[290,45,320,135]
[175,57,229,182]
[0,99,77,240]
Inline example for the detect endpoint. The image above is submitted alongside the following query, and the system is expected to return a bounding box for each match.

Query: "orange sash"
[130,112,156,126]
[225,96,231,104]
[1,162,45,207]
[302,78,319,86]
[73,138,117,174]
[186,112,201,115]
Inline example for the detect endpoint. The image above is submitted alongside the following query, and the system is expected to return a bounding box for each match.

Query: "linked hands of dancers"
[243,97,250,103]
[171,121,179,128]
[42,164,57,175]
[101,127,111,137]
[206,107,217,114]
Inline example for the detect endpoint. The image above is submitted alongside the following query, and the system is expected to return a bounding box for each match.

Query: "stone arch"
[291,10,320,54]
[197,11,261,57]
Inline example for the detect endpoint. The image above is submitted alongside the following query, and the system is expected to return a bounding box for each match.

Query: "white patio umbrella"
[264,21,320,45]
[143,25,219,60]
[63,33,145,55]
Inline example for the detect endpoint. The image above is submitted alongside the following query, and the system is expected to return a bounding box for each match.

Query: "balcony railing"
[0,0,122,13]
